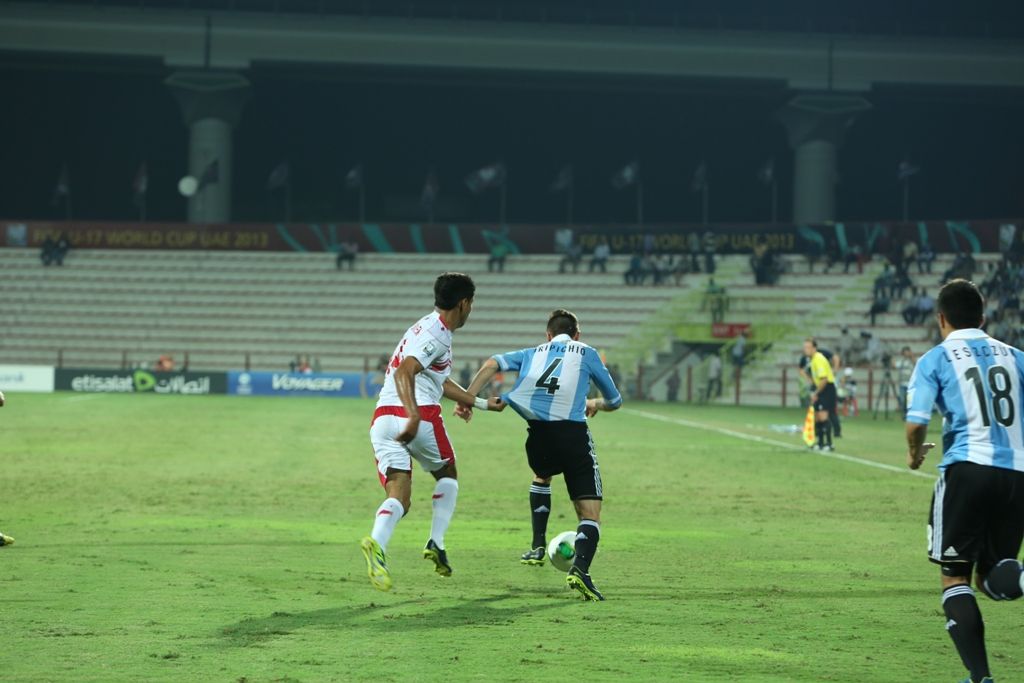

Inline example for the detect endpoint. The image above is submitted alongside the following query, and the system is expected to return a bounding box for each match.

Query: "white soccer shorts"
[369,405,455,487]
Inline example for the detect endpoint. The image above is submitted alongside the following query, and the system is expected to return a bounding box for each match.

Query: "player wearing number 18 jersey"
[904,279,1024,683]
[465,309,622,600]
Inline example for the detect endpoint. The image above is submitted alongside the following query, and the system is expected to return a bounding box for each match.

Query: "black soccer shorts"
[928,461,1024,577]
[525,420,603,501]
[813,382,837,412]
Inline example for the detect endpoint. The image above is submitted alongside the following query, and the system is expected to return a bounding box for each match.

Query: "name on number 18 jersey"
[492,333,622,422]
[906,328,1024,472]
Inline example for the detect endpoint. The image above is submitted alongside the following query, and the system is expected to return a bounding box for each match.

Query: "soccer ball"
[547,530,577,572]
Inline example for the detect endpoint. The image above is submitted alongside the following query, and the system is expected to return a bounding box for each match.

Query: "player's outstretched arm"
[443,378,504,421]
[586,397,620,417]
[904,421,934,470]
[465,358,500,398]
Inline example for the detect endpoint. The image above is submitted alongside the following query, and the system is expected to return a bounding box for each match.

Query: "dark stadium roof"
[8,0,1024,40]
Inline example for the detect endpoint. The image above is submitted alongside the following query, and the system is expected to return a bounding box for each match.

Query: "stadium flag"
[549,164,573,193]
[802,405,816,447]
[610,161,638,190]
[464,162,506,193]
[421,169,439,221]
[757,158,775,186]
[197,159,219,191]
[132,161,149,220]
[52,162,72,218]
[691,161,709,192]
[897,159,920,181]
[52,162,70,205]
[266,161,290,191]
[344,164,363,190]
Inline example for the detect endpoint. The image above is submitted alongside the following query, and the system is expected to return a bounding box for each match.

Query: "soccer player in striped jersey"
[905,279,1024,683]
[359,273,504,592]
[463,309,622,600]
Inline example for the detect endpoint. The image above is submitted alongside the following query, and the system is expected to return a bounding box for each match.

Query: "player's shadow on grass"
[221,591,567,646]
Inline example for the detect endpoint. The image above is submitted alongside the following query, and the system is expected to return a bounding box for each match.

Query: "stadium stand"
[0,248,692,374]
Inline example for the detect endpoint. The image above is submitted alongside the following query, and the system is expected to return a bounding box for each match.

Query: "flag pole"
[567,183,574,226]
[499,182,507,226]
[902,179,910,222]
[770,179,778,224]
[285,180,292,223]
[636,181,644,226]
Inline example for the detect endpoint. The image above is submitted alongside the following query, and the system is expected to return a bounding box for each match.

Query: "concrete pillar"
[165,71,250,223]
[778,93,871,224]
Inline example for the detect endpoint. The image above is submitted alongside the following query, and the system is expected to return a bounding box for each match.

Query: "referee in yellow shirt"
[803,338,837,451]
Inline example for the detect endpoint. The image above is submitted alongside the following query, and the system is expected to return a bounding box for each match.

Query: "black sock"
[816,421,825,448]
[823,419,833,447]
[831,412,841,437]
[572,519,600,573]
[529,483,551,549]
[942,585,990,682]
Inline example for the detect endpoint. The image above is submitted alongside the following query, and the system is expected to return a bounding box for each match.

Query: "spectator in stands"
[873,263,895,300]
[488,241,509,273]
[624,252,644,285]
[155,354,174,372]
[588,238,610,273]
[652,254,672,286]
[843,243,864,274]
[706,353,723,400]
[864,333,887,367]
[941,251,975,284]
[836,327,855,365]
[823,237,841,273]
[701,278,728,322]
[901,238,918,273]
[865,290,890,327]
[666,367,681,402]
[41,232,71,266]
[687,232,701,273]
[979,262,1000,298]
[335,240,358,270]
[902,287,920,324]
[702,230,717,274]
[296,355,313,374]
[40,236,56,266]
[671,253,689,285]
[805,238,822,273]
[559,241,583,273]
[916,241,935,274]
[313,357,322,373]
[915,289,935,324]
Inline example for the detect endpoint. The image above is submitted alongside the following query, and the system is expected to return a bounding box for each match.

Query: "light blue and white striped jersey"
[906,328,1024,472]
[493,334,623,422]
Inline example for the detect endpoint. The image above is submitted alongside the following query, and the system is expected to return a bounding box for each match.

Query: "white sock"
[371,498,405,552]
[429,477,459,550]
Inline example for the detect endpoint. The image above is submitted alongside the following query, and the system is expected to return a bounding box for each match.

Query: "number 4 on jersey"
[535,358,563,395]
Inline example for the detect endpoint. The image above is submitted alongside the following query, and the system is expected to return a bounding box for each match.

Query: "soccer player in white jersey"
[904,279,1024,683]
[463,309,622,600]
[360,273,503,592]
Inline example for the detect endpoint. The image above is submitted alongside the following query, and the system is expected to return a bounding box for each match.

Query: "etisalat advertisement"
[55,369,227,395]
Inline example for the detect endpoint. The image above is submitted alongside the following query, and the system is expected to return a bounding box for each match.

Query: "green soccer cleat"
[359,536,392,592]
[566,566,605,601]
[521,547,546,566]
[0,531,13,547]
[423,539,452,577]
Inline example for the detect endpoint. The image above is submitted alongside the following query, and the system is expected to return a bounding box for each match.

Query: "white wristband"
[474,397,488,411]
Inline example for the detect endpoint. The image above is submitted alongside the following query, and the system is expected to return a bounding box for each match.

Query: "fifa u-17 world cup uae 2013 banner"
[55,369,227,395]
[227,371,381,397]
[3,219,1016,255]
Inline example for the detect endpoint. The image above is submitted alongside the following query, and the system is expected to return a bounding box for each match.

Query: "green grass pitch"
[1,393,1020,682]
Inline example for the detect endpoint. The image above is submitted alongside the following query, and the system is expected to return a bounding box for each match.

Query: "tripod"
[873,369,902,420]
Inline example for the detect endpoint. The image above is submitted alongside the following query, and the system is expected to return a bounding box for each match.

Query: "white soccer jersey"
[376,311,453,408]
